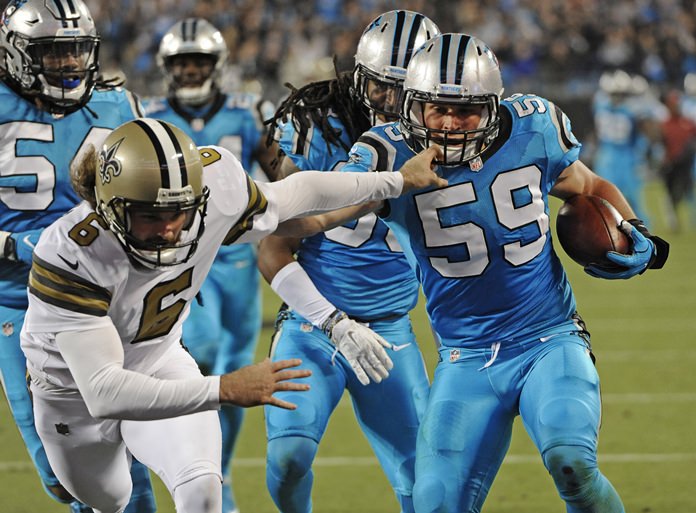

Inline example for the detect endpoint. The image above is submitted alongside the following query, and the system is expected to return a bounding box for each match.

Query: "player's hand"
[399,145,448,193]
[584,221,655,279]
[328,316,394,385]
[219,358,311,410]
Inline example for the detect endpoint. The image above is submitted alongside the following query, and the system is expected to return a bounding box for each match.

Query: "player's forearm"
[83,364,220,420]
[56,326,220,420]
[260,170,404,222]
[274,202,380,238]
[269,261,336,328]
[1,228,43,264]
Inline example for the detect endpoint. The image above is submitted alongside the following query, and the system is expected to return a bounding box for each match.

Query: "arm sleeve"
[270,261,336,327]
[56,324,220,420]
[257,170,403,222]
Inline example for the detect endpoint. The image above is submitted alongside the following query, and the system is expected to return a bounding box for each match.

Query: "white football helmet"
[157,18,228,106]
[400,33,504,166]
[598,69,634,97]
[353,10,440,124]
[0,0,100,113]
[95,119,209,268]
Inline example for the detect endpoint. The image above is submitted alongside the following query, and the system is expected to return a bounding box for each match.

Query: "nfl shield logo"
[469,156,483,172]
[449,349,460,362]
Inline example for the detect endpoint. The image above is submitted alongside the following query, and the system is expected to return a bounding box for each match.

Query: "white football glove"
[324,312,394,386]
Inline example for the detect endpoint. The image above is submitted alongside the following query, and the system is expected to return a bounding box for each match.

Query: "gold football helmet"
[94,119,209,267]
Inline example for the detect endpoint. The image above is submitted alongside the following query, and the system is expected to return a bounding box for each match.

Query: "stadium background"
[2,0,696,512]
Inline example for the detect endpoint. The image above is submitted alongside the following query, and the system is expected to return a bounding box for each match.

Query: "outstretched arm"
[258,145,447,224]
[56,323,310,419]
[274,201,381,238]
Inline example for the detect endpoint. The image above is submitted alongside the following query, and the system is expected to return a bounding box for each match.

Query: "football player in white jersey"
[19,118,446,513]
[0,1,153,511]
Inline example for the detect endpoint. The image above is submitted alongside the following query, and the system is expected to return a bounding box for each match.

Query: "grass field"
[2,182,695,513]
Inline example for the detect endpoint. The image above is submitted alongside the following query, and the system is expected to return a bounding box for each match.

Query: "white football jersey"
[21,145,278,391]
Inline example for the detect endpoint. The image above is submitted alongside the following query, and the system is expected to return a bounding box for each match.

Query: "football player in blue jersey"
[0,1,155,512]
[338,33,670,513]
[593,69,658,223]
[257,11,440,513]
[142,17,277,513]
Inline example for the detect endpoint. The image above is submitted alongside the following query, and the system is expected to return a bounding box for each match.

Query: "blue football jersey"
[143,93,261,171]
[278,114,419,319]
[592,93,646,171]
[343,94,581,345]
[143,93,263,261]
[0,82,142,308]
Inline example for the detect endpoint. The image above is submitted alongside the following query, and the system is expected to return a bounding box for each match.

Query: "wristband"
[626,219,669,269]
[320,309,349,339]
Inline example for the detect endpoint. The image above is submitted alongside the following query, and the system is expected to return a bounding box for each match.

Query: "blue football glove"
[584,221,655,279]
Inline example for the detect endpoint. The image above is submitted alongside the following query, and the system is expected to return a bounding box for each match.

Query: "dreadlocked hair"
[265,68,371,156]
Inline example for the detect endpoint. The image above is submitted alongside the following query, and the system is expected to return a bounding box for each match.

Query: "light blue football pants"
[413,326,624,513]
[265,312,430,513]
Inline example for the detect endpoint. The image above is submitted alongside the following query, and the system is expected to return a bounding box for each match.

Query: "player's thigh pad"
[121,346,222,492]
[266,318,346,441]
[182,278,222,366]
[414,349,517,513]
[348,321,429,490]
[519,335,601,453]
[32,389,132,513]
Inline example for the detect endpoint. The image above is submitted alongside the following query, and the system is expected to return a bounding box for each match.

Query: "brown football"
[556,195,631,269]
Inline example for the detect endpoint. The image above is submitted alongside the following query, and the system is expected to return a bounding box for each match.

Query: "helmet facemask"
[157,18,228,108]
[352,64,406,124]
[402,92,500,166]
[23,36,99,111]
[93,118,210,269]
[0,0,101,115]
[99,186,209,268]
[164,52,219,107]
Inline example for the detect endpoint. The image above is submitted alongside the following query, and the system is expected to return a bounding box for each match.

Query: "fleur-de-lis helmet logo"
[98,138,124,185]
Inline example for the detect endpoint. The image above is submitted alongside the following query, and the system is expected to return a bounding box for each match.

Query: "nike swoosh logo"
[57,254,79,271]
[390,343,412,352]
[22,235,35,249]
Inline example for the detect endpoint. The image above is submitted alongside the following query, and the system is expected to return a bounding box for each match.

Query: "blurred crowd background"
[92,0,696,105]
[87,0,696,230]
